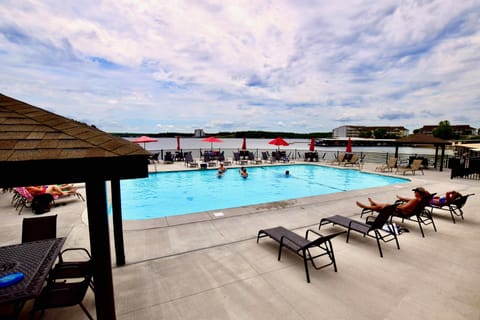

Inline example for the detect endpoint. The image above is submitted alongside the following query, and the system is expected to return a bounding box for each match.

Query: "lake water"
[127,137,453,155]
[126,137,453,165]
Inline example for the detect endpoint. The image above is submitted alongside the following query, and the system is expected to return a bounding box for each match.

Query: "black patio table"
[0,237,65,316]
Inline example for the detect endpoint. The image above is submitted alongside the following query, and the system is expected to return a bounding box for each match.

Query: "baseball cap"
[412,187,427,194]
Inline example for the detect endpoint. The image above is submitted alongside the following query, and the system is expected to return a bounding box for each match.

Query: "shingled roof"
[395,133,450,145]
[0,93,150,187]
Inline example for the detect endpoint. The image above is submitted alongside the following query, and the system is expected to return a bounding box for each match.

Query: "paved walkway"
[2,161,479,319]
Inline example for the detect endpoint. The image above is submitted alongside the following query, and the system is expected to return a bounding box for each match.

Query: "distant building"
[193,129,205,137]
[418,125,476,136]
[333,125,409,138]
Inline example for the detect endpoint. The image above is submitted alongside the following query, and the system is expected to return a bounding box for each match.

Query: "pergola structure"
[394,134,451,171]
[0,93,151,319]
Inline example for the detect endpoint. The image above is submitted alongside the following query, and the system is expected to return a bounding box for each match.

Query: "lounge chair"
[261,151,275,164]
[248,151,262,164]
[148,152,160,164]
[343,154,360,167]
[428,193,475,224]
[329,153,345,165]
[390,193,436,237]
[396,159,424,175]
[12,187,34,214]
[257,226,344,283]
[319,204,400,257]
[163,152,174,164]
[375,157,397,172]
[184,152,198,167]
[203,152,217,167]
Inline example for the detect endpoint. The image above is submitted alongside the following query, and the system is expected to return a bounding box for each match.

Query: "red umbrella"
[241,137,247,150]
[176,136,181,151]
[268,137,289,150]
[132,135,158,148]
[202,136,223,150]
[309,138,315,152]
[346,137,352,153]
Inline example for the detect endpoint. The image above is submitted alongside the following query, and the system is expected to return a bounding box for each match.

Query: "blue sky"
[1,1,479,134]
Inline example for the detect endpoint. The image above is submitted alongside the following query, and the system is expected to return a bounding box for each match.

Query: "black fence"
[449,158,480,180]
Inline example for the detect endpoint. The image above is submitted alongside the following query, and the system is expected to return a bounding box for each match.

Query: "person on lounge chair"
[26,185,76,197]
[356,187,429,217]
[430,190,461,206]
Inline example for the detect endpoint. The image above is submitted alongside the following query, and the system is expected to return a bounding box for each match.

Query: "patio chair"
[49,247,96,295]
[257,226,344,283]
[390,193,437,237]
[319,204,400,257]
[22,214,57,243]
[375,157,397,172]
[31,256,94,320]
[396,159,424,175]
[428,193,475,224]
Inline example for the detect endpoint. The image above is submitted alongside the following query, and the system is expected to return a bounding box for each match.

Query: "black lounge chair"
[163,152,174,164]
[389,193,437,237]
[184,152,198,167]
[257,226,344,283]
[319,204,400,258]
[428,193,475,224]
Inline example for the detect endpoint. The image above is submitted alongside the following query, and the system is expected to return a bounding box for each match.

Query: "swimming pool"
[117,164,408,220]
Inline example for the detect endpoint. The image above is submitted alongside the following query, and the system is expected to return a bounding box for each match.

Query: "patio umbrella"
[132,135,158,149]
[202,136,223,150]
[176,136,181,151]
[346,137,352,153]
[268,137,289,150]
[309,138,315,152]
[241,137,247,150]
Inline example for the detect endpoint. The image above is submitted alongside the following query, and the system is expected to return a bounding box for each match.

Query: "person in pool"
[285,170,290,177]
[239,167,248,178]
[217,163,227,177]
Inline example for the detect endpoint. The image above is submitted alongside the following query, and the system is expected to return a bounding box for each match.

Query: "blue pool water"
[117,164,408,220]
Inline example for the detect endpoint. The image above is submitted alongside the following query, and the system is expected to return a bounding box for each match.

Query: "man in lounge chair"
[356,187,429,217]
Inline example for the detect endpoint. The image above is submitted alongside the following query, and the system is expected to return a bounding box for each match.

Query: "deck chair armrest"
[365,215,376,224]
[306,228,345,239]
[305,228,323,239]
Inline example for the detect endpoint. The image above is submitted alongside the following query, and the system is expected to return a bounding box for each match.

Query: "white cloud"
[0,0,479,133]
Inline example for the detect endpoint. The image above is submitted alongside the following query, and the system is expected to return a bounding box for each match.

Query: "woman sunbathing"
[430,191,461,206]
[26,185,77,197]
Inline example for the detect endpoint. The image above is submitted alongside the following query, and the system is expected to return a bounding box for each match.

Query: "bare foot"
[368,198,375,205]
[356,201,367,209]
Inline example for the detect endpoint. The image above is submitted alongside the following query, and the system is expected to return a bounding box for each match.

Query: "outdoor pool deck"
[1,161,479,320]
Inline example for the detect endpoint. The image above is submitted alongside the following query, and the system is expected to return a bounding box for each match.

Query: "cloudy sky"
[1,1,479,134]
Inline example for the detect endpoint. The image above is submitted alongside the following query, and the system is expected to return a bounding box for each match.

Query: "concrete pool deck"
[1,161,479,319]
